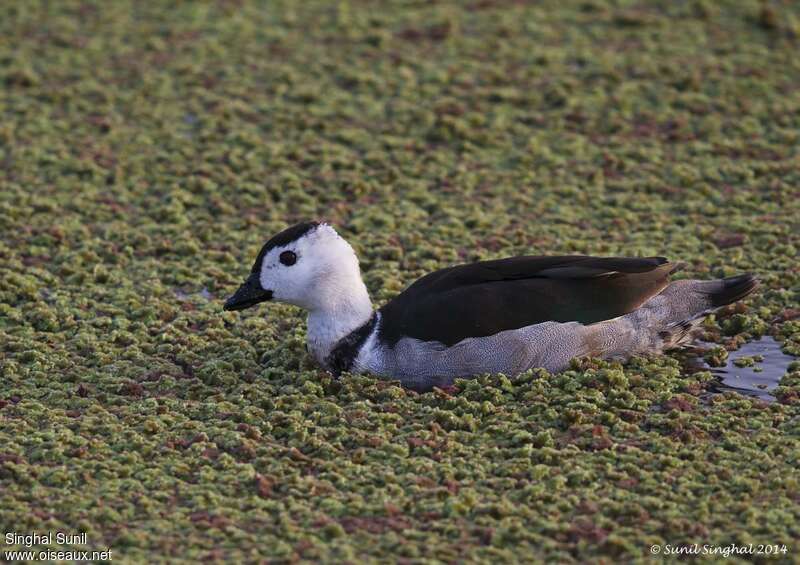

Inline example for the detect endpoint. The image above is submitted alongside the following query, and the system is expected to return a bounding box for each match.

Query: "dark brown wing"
[377,255,680,346]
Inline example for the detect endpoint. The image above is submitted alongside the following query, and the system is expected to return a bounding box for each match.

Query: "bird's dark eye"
[279,250,297,266]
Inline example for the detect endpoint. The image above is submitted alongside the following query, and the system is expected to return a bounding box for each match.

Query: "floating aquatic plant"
[1,0,799,561]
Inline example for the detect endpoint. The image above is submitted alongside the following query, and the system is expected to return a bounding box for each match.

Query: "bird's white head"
[224,222,369,314]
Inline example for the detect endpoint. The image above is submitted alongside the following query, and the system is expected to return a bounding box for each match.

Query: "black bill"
[223,274,273,311]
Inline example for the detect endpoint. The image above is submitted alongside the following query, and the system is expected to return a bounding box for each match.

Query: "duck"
[223,221,758,391]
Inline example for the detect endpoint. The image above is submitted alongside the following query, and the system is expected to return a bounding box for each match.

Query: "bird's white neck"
[306,280,373,367]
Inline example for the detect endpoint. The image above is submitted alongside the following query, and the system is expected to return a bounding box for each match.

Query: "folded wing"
[377,255,680,346]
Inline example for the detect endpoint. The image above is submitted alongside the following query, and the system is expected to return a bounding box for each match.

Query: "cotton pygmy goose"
[224,222,758,391]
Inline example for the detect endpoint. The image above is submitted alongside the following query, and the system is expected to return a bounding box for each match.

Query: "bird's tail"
[705,274,761,308]
[584,274,759,358]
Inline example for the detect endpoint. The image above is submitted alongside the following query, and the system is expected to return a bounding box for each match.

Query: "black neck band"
[325,313,378,377]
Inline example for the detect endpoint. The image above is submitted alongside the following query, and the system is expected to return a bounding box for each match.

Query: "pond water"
[687,337,796,402]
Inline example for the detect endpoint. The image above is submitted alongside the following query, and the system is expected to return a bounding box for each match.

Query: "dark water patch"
[686,337,796,402]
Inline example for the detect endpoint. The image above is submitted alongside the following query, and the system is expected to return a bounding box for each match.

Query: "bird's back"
[377,255,680,347]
